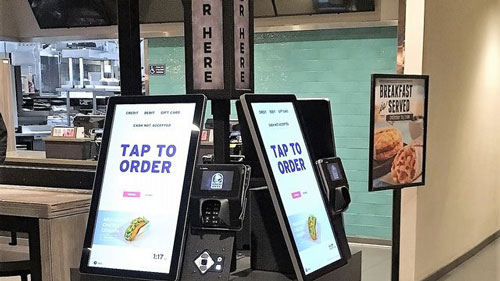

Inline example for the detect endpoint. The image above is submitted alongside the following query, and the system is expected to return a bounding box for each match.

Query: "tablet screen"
[87,103,196,274]
[251,102,342,275]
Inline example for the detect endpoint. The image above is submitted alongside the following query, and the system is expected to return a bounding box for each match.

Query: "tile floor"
[351,242,392,281]
[0,239,497,281]
[436,238,499,281]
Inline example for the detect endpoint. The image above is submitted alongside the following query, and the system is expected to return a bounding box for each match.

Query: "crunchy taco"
[124,217,149,242]
[308,215,317,241]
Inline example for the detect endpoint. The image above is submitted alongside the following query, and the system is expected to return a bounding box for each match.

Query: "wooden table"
[0,185,92,281]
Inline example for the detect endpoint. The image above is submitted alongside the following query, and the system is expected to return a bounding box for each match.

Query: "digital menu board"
[80,95,205,280]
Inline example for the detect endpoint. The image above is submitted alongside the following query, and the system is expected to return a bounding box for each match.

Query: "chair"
[0,232,31,281]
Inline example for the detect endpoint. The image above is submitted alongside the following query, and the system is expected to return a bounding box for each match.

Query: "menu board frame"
[369,74,429,192]
[80,95,206,280]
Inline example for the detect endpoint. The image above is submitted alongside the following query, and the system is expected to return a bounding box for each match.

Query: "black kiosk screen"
[243,97,346,279]
[200,171,234,192]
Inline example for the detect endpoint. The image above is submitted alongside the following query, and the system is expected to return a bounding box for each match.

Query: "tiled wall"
[148,27,397,240]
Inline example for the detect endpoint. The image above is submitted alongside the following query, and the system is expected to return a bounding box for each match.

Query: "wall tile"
[148,27,397,239]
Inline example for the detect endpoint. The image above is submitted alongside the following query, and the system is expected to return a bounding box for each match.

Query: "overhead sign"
[191,0,224,90]
[149,64,166,76]
[234,0,250,90]
[369,74,429,192]
[183,0,254,99]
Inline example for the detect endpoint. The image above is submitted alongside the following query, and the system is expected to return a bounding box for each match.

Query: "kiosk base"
[231,270,294,281]
[71,250,361,281]
[231,250,362,281]
[71,270,157,281]
[71,230,235,281]
[180,230,235,281]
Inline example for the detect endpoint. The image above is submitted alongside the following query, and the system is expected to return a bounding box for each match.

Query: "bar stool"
[0,232,31,281]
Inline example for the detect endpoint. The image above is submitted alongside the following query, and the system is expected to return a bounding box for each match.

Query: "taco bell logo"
[210,173,224,190]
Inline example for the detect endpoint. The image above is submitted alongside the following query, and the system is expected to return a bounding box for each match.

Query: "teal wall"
[148,27,397,240]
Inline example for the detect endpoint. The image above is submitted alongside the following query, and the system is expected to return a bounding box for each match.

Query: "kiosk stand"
[75,232,234,281]
[234,188,362,281]
[232,94,358,281]
[73,1,362,280]
[181,164,251,280]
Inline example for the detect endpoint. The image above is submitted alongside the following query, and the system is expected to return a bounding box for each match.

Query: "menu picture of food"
[374,127,403,161]
[307,215,317,241]
[124,217,150,242]
[369,74,429,191]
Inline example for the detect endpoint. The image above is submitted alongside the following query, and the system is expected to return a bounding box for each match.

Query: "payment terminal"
[316,157,351,214]
[183,164,251,278]
[190,164,251,231]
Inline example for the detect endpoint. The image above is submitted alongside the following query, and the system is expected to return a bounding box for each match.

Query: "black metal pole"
[117,0,142,96]
[211,100,231,164]
[392,189,401,281]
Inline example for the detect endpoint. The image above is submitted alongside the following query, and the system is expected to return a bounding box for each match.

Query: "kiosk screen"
[249,100,343,277]
[81,95,205,280]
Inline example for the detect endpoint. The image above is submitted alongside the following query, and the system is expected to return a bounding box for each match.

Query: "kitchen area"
[1,39,147,168]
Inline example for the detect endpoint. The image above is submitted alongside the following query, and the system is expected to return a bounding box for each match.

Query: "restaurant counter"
[5,151,97,169]
[0,151,96,190]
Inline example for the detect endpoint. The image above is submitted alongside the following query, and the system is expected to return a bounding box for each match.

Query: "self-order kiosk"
[75,94,355,281]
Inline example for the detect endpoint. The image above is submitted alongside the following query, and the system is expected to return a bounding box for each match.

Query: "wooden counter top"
[0,185,92,219]
[5,151,97,168]
[44,137,92,142]
[0,185,93,281]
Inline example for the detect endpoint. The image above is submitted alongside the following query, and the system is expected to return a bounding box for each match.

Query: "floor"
[351,242,392,281]
[0,239,497,281]
[436,238,499,281]
[0,237,30,281]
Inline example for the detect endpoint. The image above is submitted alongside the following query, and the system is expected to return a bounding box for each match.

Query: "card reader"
[316,157,351,214]
[190,164,251,231]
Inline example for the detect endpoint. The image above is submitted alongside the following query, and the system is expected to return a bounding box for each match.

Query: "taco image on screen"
[307,215,317,241]
[124,217,150,242]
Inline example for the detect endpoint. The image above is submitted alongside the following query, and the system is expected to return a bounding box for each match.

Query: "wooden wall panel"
[0,61,16,151]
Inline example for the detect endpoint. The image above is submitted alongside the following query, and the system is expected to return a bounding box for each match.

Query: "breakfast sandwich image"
[373,127,403,161]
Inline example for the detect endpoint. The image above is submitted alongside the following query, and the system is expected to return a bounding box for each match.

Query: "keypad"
[202,200,222,227]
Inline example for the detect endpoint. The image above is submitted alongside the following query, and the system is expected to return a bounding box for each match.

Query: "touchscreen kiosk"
[240,94,347,281]
[80,95,206,280]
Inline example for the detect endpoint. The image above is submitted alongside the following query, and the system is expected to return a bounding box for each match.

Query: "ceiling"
[28,0,376,29]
